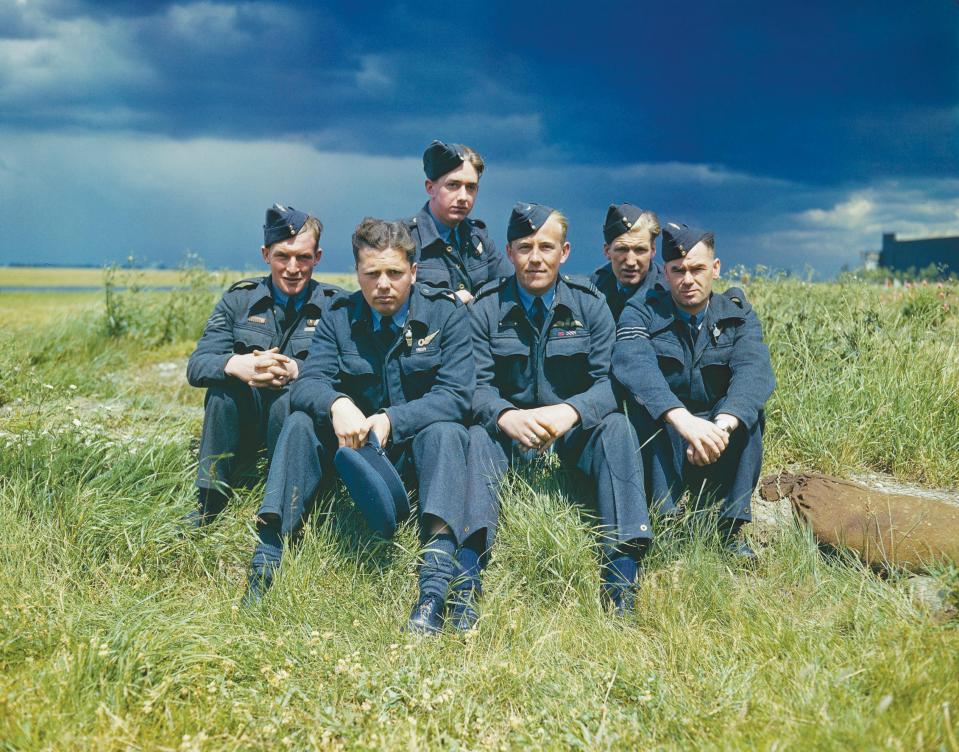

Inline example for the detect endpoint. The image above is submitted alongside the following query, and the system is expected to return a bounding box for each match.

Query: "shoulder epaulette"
[419,286,457,303]
[330,290,354,309]
[474,276,510,301]
[723,287,750,308]
[466,217,487,230]
[227,278,259,292]
[561,274,602,298]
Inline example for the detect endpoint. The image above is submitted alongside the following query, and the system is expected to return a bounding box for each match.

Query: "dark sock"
[198,487,229,521]
[718,517,745,541]
[418,533,457,600]
[251,519,283,572]
[602,540,649,588]
[451,545,483,596]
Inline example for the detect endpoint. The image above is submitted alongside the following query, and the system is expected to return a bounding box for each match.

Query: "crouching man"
[611,222,775,557]
[244,218,487,636]
[185,205,340,527]
[467,203,652,615]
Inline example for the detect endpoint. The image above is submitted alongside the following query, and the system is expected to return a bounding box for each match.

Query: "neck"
[673,295,709,316]
[428,203,455,230]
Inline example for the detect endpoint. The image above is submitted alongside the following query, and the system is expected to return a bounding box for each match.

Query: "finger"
[272,353,291,362]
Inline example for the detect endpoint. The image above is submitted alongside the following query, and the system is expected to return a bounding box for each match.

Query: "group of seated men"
[186,140,776,634]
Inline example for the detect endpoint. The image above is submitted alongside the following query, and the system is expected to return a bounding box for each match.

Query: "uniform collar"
[499,274,581,325]
[370,297,410,331]
[426,204,458,245]
[268,278,311,310]
[515,278,557,314]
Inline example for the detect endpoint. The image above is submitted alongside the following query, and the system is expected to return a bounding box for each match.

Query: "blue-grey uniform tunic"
[611,287,775,521]
[186,276,341,491]
[404,203,512,294]
[257,284,481,541]
[590,261,662,322]
[467,274,651,552]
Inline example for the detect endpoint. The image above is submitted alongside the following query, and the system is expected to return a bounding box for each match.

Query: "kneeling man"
[468,203,652,614]
[611,222,775,556]
[185,205,339,526]
[244,218,485,635]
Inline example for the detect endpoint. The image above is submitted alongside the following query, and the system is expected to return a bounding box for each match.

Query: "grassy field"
[1,266,958,750]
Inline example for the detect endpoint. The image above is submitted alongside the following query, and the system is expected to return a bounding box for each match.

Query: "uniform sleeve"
[385,303,474,442]
[186,293,238,387]
[712,310,775,429]
[471,300,518,432]
[611,300,685,420]
[289,310,344,422]
[562,296,618,429]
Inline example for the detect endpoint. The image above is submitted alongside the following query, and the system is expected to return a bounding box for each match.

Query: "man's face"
[261,231,320,297]
[604,228,656,287]
[506,215,571,295]
[664,241,720,314]
[425,161,479,227]
[356,246,417,316]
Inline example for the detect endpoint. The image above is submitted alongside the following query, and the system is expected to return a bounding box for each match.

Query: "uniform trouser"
[467,413,652,555]
[196,382,290,490]
[257,410,475,542]
[629,406,765,522]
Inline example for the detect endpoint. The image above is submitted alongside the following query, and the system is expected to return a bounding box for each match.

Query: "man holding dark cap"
[243,217,488,636]
[404,140,511,303]
[185,204,340,528]
[592,203,663,321]
[612,222,775,557]
[467,202,652,615]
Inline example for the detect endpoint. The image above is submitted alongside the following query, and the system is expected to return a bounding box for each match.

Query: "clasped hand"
[666,408,740,466]
[497,403,580,453]
[225,347,298,389]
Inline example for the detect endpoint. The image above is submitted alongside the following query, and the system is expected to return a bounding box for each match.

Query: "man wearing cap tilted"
[611,222,775,557]
[185,204,341,528]
[243,217,486,636]
[404,140,511,303]
[591,203,663,321]
[467,202,653,615]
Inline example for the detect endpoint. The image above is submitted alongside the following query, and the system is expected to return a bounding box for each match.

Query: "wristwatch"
[715,418,733,434]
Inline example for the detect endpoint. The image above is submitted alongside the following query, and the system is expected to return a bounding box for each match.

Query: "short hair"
[549,210,569,243]
[460,144,485,178]
[611,210,661,246]
[351,217,416,265]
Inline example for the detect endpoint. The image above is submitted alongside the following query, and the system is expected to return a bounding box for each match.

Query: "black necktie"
[688,313,700,342]
[530,297,547,333]
[376,315,396,350]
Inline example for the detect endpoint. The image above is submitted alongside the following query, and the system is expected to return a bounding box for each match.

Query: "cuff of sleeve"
[564,394,600,430]
[649,394,686,422]
[710,401,757,430]
[484,399,517,434]
[383,405,412,444]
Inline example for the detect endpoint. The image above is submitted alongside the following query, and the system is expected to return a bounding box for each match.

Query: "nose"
[376,272,391,289]
[285,256,299,273]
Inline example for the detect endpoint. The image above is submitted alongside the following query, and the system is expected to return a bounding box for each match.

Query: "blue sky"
[1,0,956,277]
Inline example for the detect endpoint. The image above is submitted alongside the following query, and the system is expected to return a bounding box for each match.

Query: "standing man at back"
[185,205,340,527]
[611,222,775,556]
[591,203,663,321]
[405,140,511,303]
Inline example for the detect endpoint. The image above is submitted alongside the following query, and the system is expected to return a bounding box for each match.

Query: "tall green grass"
[1,274,957,750]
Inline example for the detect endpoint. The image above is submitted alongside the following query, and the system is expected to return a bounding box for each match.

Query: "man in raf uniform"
[185,205,340,527]
[404,140,512,303]
[611,222,775,556]
[467,203,652,614]
[591,203,663,321]
[244,218,486,636]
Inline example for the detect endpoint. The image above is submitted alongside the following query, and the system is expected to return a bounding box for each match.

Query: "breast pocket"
[489,335,530,392]
[288,333,314,360]
[233,323,273,353]
[700,345,733,397]
[400,349,443,399]
[339,352,375,380]
[413,260,452,289]
[545,334,591,395]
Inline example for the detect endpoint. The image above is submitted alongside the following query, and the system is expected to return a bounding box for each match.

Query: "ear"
[559,241,571,264]
[410,262,417,284]
[602,243,612,262]
[425,179,435,198]
[261,245,271,264]
[712,257,721,279]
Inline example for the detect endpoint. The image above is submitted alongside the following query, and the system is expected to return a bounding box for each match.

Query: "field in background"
[1,266,958,750]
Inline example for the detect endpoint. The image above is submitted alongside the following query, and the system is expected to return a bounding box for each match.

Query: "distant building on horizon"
[862,232,959,276]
